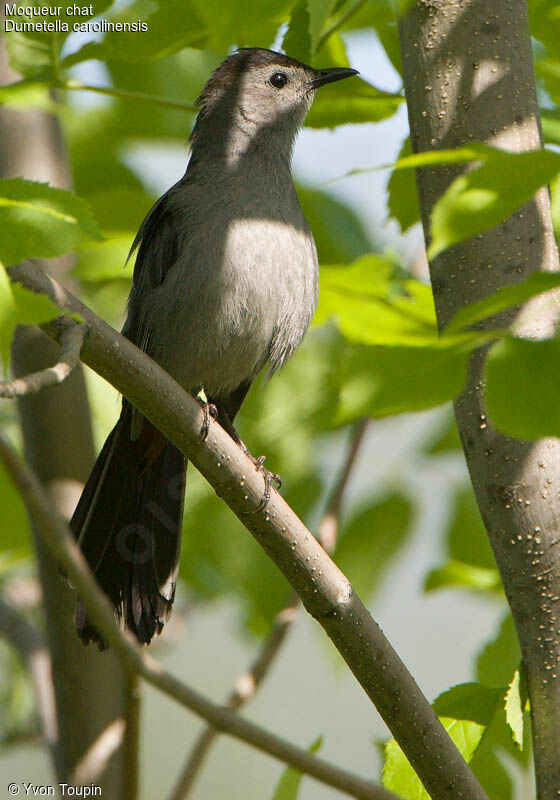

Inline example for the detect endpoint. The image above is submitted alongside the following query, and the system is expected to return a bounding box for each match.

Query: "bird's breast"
[149,208,318,396]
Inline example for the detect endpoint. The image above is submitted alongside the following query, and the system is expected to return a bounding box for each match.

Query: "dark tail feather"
[71,405,186,647]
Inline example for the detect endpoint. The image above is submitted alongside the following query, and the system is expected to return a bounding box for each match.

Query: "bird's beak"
[307,67,359,89]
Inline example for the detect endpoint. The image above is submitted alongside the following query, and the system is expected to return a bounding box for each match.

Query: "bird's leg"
[250,454,282,512]
[213,403,282,511]
[194,388,218,442]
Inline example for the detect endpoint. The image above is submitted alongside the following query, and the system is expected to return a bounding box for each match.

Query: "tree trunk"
[0,42,127,795]
[399,1,560,797]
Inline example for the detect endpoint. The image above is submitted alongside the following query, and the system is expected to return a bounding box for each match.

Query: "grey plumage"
[70,47,358,646]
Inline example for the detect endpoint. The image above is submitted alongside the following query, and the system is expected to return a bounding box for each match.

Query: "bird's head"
[190,48,358,162]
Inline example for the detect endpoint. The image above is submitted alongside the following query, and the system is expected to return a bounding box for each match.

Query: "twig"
[0,595,58,754]
[0,435,397,800]
[0,322,85,398]
[7,261,489,800]
[71,719,125,784]
[316,0,367,54]
[123,672,141,800]
[58,80,197,113]
[172,417,367,798]
[169,599,299,800]
[318,417,369,553]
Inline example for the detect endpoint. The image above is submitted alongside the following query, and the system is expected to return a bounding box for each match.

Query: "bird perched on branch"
[70,47,358,647]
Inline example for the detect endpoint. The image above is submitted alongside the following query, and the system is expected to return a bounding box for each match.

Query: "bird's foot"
[199,400,218,442]
[243,450,282,512]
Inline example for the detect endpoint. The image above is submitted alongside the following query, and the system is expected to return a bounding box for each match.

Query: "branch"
[8,261,489,800]
[170,599,298,800]
[123,673,140,800]
[70,719,126,785]
[58,80,197,113]
[0,322,85,398]
[318,417,369,553]
[316,0,367,54]
[0,434,395,800]
[0,595,58,754]
[172,418,365,798]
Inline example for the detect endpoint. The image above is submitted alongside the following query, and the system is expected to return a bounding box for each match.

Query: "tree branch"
[8,261,489,800]
[123,673,141,800]
[169,600,298,800]
[171,418,366,797]
[57,79,197,113]
[70,719,126,785]
[316,0,367,54]
[0,322,85,398]
[0,433,396,800]
[318,417,369,552]
[0,595,58,755]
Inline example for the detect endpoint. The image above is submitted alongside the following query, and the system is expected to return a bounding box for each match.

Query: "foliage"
[2,0,559,796]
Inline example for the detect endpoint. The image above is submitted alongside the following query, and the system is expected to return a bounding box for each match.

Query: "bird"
[70,47,358,647]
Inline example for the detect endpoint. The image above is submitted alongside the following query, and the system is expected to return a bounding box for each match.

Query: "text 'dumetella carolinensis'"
[70,47,358,647]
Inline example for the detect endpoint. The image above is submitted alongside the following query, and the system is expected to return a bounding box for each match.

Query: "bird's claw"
[252,455,282,512]
[199,401,218,442]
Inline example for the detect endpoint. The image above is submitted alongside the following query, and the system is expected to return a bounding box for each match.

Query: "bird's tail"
[70,404,186,647]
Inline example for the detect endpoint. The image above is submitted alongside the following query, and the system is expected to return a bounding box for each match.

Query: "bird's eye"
[269,72,288,89]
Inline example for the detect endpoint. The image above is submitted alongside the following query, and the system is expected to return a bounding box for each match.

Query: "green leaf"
[432,683,503,726]
[317,253,489,422]
[445,271,560,333]
[191,0,292,51]
[424,560,501,594]
[446,488,496,570]
[5,1,114,76]
[341,142,497,184]
[0,266,60,367]
[387,137,421,233]
[307,0,337,53]
[428,148,560,258]
[306,78,402,128]
[73,233,134,283]
[536,58,560,107]
[550,173,560,240]
[335,341,469,423]
[424,412,462,454]
[477,614,521,688]
[485,336,560,439]
[0,451,30,557]
[5,31,56,81]
[360,0,402,76]
[271,736,323,800]
[383,715,486,800]
[63,0,207,65]
[470,743,513,800]
[282,0,312,64]
[316,256,441,347]
[0,80,54,111]
[504,668,528,748]
[334,493,412,600]
[390,143,496,171]
[541,109,560,146]
[529,0,560,52]
[0,179,101,266]
[297,186,373,264]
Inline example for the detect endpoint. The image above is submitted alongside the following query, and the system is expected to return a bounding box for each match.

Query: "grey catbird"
[70,47,358,647]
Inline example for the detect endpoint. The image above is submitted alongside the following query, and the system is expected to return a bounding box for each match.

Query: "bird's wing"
[122,188,181,351]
